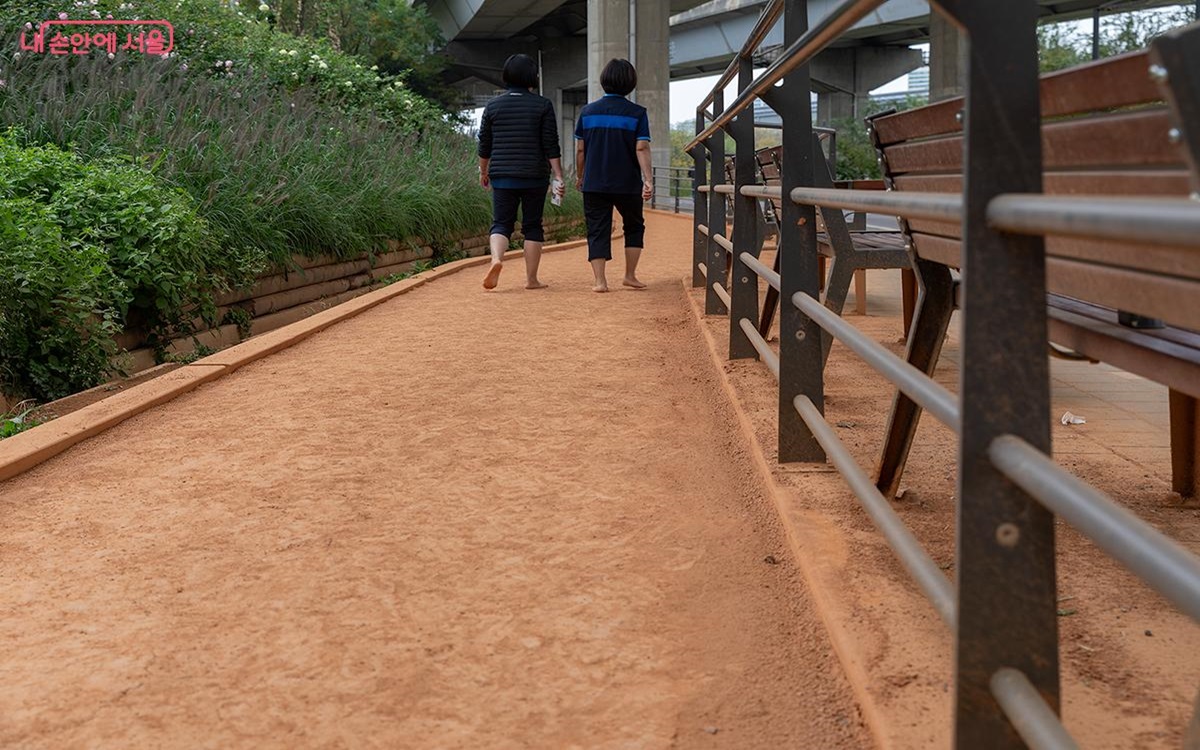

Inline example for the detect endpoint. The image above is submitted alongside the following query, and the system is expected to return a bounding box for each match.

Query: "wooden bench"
[751,140,914,349]
[869,48,1200,499]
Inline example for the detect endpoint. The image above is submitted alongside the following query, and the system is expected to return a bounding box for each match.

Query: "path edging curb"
[681,278,894,750]
[0,235,602,483]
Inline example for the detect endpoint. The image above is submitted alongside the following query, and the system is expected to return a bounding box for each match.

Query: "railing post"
[776,0,824,462]
[729,54,761,359]
[705,88,729,315]
[692,113,709,287]
[938,2,1060,746]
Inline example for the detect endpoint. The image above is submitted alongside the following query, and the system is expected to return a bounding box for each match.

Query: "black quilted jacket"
[477,88,561,182]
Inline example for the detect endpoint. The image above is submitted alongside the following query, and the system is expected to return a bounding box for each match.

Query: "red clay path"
[0,213,869,748]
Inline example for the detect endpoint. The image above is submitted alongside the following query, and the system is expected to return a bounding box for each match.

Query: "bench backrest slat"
[872,50,1161,146]
[869,47,1198,331]
[883,109,1178,175]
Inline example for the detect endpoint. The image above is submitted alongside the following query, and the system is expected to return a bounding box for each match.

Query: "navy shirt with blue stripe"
[574,94,651,194]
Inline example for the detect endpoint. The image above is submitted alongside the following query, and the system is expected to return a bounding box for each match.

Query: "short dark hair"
[600,59,637,96]
[502,54,539,89]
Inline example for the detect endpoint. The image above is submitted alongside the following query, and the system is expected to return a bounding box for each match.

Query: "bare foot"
[482,262,502,290]
[593,282,609,293]
[525,280,548,290]
[622,276,647,290]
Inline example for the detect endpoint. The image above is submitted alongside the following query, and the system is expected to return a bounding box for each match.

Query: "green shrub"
[2,0,450,128]
[0,132,214,400]
[0,198,118,401]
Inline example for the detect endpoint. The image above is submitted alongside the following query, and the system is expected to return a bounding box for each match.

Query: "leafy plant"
[0,195,119,400]
[223,307,253,339]
[0,401,42,440]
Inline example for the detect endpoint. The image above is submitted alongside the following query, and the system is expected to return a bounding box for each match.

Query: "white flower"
[107,52,114,60]
[370,65,377,71]
[57,11,68,19]
[13,52,21,59]
[105,12,112,18]
[291,71,298,78]
[288,50,297,56]
[258,2,269,10]
[224,59,232,67]
[24,21,32,29]
[180,63,188,71]
[89,9,100,16]
[343,80,352,86]
[317,61,328,69]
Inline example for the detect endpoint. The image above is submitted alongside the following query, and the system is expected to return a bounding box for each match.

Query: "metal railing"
[686,0,1200,747]
[649,166,694,213]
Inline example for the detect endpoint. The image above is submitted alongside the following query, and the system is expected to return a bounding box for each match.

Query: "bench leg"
[820,255,857,362]
[875,260,956,499]
[901,268,917,338]
[1170,389,1198,499]
[854,268,868,316]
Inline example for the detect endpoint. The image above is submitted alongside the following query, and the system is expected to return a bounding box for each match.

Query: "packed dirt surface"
[692,248,1200,749]
[0,213,870,749]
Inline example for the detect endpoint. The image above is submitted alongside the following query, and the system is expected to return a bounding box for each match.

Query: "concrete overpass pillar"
[811,46,924,126]
[929,14,967,100]
[635,0,671,170]
[587,0,629,102]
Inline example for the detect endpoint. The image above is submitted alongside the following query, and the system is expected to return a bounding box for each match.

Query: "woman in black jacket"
[477,54,566,290]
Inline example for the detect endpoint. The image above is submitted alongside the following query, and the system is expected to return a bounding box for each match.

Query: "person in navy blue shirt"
[574,59,653,293]
[478,54,566,290]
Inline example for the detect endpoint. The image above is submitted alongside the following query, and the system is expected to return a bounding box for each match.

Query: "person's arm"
[477,108,492,188]
[575,140,586,191]
[636,111,653,201]
[542,101,565,198]
[636,141,653,202]
[542,101,563,181]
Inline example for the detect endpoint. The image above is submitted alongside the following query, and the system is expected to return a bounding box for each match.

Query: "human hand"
[575,176,583,192]
[641,180,653,202]
[480,172,490,189]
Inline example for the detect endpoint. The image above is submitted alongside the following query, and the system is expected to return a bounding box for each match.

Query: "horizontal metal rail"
[989,195,1200,248]
[713,233,735,254]
[739,318,780,379]
[741,185,781,199]
[686,0,886,152]
[790,188,964,222]
[698,185,712,193]
[791,292,961,430]
[696,262,707,278]
[698,224,710,236]
[740,251,781,291]
[990,669,1080,750]
[990,435,1200,623]
[698,0,785,110]
[713,281,732,308]
[713,184,736,195]
[794,395,957,626]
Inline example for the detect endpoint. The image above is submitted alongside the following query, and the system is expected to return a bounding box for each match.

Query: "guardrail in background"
[685,0,1200,747]
[649,166,694,213]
